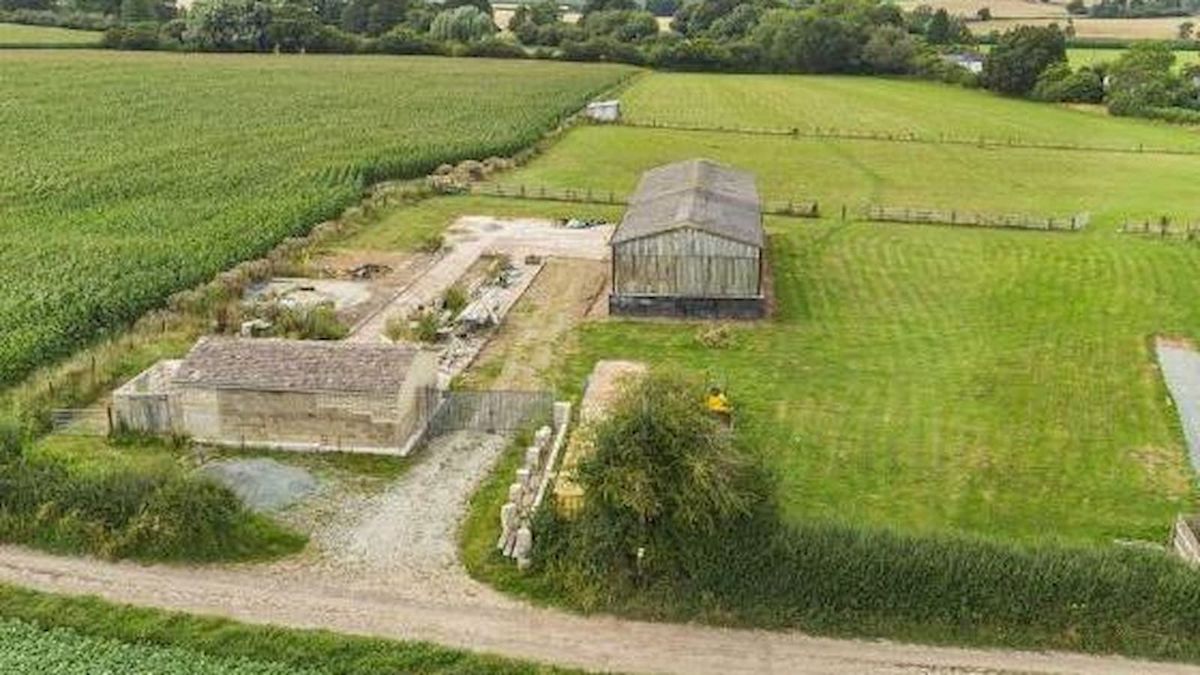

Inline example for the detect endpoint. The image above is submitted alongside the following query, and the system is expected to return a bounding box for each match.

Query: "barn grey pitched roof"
[173,337,419,394]
[613,159,763,248]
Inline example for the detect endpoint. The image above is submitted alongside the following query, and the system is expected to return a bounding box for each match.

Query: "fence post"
[841,204,847,223]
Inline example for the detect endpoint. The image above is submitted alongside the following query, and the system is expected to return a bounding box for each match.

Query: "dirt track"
[1,546,1196,675]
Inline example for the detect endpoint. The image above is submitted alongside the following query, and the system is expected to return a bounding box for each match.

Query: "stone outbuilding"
[114,337,437,454]
[609,159,766,319]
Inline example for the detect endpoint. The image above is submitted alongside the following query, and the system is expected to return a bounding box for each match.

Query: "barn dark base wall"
[609,295,765,320]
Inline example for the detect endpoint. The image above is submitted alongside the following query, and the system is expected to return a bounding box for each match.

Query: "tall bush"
[429,5,495,43]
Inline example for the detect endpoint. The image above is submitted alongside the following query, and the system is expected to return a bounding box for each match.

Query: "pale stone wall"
[208,389,400,451]
[394,349,439,449]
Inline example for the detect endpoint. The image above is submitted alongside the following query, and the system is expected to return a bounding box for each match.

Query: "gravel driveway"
[266,430,516,607]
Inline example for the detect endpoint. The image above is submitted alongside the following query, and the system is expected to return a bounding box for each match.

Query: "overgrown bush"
[443,285,469,316]
[1033,63,1104,103]
[101,22,162,51]
[0,422,22,463]
[0,450,304,562]
[537,371,771,596]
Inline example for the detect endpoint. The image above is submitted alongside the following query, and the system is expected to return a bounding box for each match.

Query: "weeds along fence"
[619,119,1200,158]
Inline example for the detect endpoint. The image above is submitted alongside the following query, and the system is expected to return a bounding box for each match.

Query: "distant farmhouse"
[114,337,437,454]
[609,159,766,319]
[943,52,984,75]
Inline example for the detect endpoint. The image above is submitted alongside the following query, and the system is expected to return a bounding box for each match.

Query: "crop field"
[896,0,1070,18]
[1068,47,1200,67]
[0,23,100,47]
[0,618,320,674]
[446,72,1200,545]
[971,16,1193,39]
[0,50,629,388]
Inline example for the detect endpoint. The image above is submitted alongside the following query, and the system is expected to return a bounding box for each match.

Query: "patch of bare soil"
[462,258,609,390]
[304,248,434,328]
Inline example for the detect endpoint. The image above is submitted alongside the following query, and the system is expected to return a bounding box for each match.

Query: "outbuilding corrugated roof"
[613,159,763,248]
[173,336,419,394]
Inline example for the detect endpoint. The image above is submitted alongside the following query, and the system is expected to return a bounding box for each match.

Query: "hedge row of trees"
[982,25,1200,120]
[533,371,1200,662]
[98,0,977,86]
[23,0,1200,124]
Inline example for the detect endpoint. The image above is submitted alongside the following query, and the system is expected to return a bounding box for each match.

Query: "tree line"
[8,0,1199,124]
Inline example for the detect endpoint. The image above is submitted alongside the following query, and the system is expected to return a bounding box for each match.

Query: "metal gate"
[50,407,111,436]
[423,389,553,437]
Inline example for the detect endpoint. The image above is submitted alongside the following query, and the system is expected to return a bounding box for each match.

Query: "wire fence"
[468,182,1084,232]
[618,119,1200,157]
[50,407,111,436]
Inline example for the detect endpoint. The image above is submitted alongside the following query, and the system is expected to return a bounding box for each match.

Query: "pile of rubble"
[497,402,571,569]
[427,157,516,194]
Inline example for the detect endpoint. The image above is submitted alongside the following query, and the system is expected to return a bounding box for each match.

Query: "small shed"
[585,100,620,123]
[114,337,438,454]
[608,159,765,319]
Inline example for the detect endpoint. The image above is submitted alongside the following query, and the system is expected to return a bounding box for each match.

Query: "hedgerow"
[530,370,1200,663]
[0,435,304,562]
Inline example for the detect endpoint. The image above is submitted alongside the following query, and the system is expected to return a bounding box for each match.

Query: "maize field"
[0,50,630,387]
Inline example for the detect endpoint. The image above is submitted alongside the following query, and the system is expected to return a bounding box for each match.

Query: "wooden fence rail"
[863,205,1089,232]
[468,183,1088,232]
[619,119,1198,158]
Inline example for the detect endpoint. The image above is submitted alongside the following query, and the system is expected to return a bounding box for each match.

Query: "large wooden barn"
[608,159,765,319]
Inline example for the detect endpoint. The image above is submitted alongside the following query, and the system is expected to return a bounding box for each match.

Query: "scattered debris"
[349,263,391,280]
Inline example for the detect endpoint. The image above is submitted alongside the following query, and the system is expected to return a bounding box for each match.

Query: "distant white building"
[943,53,984,75]
[585,100,620,123]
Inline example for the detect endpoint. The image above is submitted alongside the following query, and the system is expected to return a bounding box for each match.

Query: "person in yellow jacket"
[706,386,732,425]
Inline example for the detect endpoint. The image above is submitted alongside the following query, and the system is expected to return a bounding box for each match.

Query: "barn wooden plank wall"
[613,228,760,298]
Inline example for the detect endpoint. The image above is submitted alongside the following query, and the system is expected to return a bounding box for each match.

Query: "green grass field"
[499,125,1200,225]
[0,51,630,389]
[0,23,100,47]
[618,73,1200,150]
[467,73,1200,545]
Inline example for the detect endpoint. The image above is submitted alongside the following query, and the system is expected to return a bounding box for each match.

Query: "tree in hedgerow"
[1105,41,1192,115]
[981,24,1066,95]
[862,23,917,74]
[581,0,637,16]
[925,7,953,44]
[429,5,495,42]
[539,370,773,594]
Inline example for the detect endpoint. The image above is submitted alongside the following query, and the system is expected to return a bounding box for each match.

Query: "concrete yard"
[348,216,612,343]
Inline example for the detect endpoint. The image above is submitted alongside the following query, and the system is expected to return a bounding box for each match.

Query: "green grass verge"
[0,23,100,47]
[0,584,576,674]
